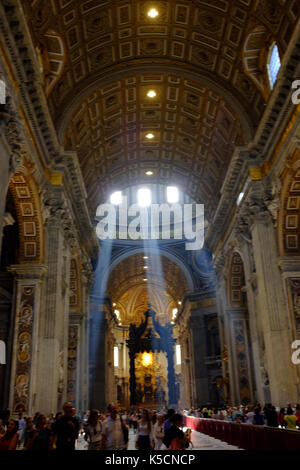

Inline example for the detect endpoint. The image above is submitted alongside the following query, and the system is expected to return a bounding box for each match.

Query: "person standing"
[26,414,54,450]
[84,410,102,450]
[264,404,278,427]
[0,419,18,450]
[132,412,138,434]
[164,409,175,432]
[295,404,300,426]
[245,406,255,425]
[153,414,164,450]
[48,413,55,430]
[284,408,298,430]
[17,412,26,445]
[22,416,34,449]
[53,402,80,450]
[162,414,189,450]
[253,407,265,426]
[136,409,154,450]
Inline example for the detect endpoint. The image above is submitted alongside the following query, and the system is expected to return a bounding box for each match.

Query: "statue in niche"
[264,177,281,226]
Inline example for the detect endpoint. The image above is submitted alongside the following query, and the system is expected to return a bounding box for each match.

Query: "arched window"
[268,43,281,89]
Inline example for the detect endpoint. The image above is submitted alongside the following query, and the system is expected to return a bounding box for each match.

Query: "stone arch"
[8,166,44,264]
[105,246,195,292]
[224,249,253,405]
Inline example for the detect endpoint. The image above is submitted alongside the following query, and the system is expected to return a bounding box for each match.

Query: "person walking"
[101,405,127,450]
[53,402,80,450]
[84,410,102,450]
[136,409,154,450]
[132,412,138,434]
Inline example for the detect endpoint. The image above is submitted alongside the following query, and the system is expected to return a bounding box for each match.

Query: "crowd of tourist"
[184,403,300,430]
[0,403,190,451]
[1,401,300,451]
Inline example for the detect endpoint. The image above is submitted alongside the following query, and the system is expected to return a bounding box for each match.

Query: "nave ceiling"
[21,0,300,219]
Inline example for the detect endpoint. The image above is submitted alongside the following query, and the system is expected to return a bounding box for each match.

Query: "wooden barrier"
[183,416,300,450]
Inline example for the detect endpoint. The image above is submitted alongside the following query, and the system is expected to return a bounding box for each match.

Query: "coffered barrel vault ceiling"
[22,0,300,217]
[64,75,244,219]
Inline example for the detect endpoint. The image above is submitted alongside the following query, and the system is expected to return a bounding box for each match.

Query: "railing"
[183,416,300,450]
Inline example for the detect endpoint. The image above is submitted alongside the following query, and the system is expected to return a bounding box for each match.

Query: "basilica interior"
[1,0,300,418]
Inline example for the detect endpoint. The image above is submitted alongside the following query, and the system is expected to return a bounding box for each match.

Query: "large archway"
[90,250,191,409]
[0,166,45,413]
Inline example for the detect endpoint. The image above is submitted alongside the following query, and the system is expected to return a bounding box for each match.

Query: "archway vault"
[106,252,191,325]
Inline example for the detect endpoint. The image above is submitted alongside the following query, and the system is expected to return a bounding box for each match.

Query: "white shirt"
[153,422,164,449]
[138,420,153,439]
[87,422,102,443]
[246,412,255,424]
[102,416,124,450]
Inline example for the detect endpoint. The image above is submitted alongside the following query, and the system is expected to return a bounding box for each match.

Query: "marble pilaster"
[225,308,254,405]
[250,208,298,404]
[35,186,68,414]
[189,313,210,406]
[89,297,107,411]
[7,264,47,415]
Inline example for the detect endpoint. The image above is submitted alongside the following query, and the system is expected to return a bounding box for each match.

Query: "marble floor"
[76,427,241,450]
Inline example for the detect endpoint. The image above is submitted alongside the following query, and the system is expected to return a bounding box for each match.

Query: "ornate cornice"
[0,0,60,166]
[205,147,250,251]
[7,263,47,279]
